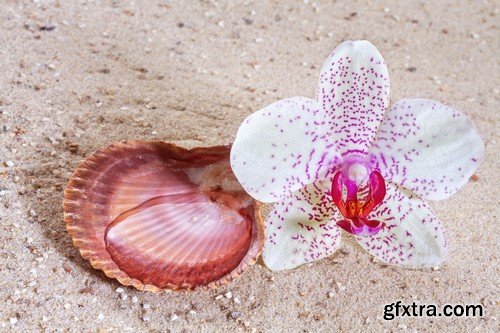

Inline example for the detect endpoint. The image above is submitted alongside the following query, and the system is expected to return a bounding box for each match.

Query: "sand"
[0,0,498,332]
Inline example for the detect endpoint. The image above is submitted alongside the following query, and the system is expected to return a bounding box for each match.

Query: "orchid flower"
[230,40,483,271]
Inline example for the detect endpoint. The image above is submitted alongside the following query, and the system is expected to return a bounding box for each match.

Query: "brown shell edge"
[63,140,265,293]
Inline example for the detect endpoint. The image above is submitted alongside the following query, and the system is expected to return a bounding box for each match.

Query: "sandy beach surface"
[0,0,498,332]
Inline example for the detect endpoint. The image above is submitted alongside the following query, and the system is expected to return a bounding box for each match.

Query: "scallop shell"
[63,141,264,292]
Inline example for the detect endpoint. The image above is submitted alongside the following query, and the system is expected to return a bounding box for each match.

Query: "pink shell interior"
[64,141,263,291]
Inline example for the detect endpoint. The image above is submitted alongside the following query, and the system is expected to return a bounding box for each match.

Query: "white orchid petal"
[369,99,484,201]
[317,40,390,156]
[357,183,447,268]
[230,97,342,203]
[263,179,342,271]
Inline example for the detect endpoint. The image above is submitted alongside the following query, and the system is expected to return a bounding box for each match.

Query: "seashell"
[63,141,264,292]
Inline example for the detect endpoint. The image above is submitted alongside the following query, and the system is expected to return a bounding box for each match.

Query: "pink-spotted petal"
[369,99,484,201]
[230,97,342,203]
[356,183,447,268]
[317,40,390,157]
[262,179,342,271]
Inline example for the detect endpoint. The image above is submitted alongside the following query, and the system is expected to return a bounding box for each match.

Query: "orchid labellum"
[230,40,483,271]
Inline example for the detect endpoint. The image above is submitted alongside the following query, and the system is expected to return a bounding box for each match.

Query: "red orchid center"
[331,164,387,237]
